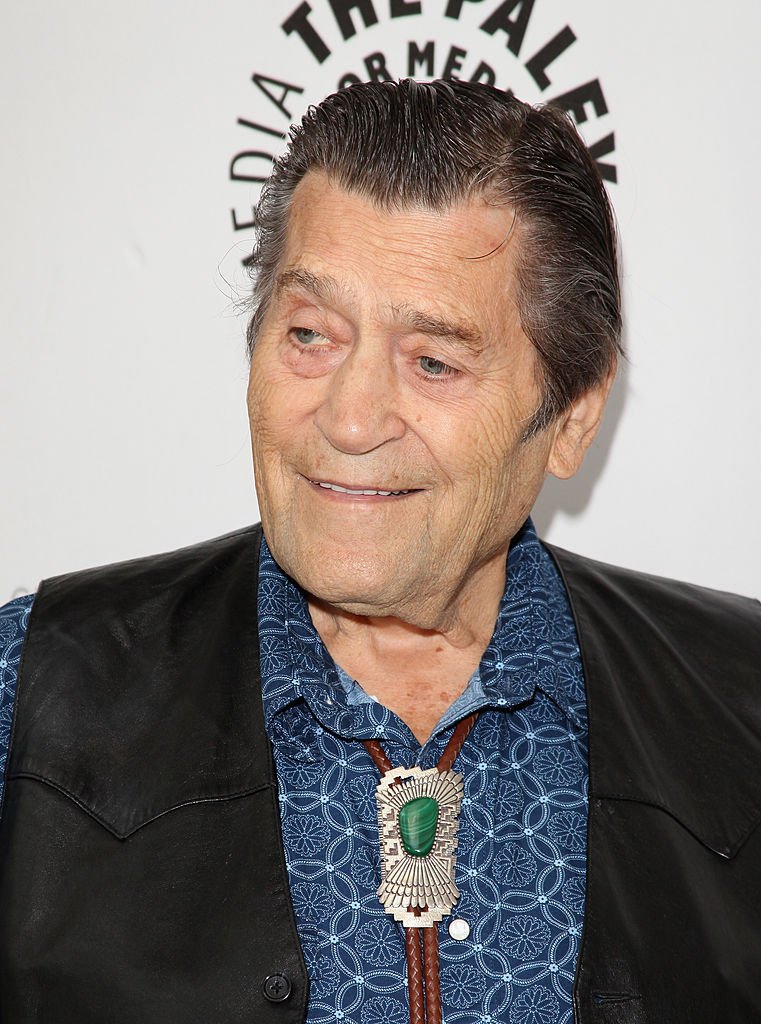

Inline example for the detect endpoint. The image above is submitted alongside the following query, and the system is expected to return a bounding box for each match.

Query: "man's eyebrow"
[390,303,485,354]
[276,267,348,304]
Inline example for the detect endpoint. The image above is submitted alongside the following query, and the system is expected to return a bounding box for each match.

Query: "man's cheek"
[249,380,291,440]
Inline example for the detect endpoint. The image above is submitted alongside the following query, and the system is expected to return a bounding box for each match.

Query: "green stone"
[398,796,439,857]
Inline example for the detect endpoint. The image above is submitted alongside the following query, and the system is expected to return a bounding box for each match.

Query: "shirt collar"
[258,518,584,739]
[477,519,585,725]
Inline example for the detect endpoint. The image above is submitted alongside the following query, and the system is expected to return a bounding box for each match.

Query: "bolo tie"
[362,711,480,1024]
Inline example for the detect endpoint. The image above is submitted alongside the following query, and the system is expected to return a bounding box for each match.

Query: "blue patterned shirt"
[0,595,33,797]
[0,520,588,1024]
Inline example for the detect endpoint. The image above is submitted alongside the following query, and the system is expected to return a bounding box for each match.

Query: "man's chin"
[262,519,440,617]
[298,570,408,617]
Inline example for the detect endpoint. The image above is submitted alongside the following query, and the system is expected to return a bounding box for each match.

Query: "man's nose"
[314,342,406,455]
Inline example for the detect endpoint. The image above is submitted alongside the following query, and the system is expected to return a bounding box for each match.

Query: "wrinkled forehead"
[277,170,523,311]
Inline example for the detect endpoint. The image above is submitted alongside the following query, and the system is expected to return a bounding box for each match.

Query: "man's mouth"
[305,477,417,497]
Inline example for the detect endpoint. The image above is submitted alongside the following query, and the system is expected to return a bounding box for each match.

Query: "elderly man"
[0,79,759,1024]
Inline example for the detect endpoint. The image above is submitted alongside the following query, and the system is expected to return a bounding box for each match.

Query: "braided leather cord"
[363,738,393,774]
[438,712,478,771]
[406,926,426,1024]
[422,925,442,1024]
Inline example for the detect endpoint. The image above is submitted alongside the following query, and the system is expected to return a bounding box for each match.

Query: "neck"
[307,561,506,744]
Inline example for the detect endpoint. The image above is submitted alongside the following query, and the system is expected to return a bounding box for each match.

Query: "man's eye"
[292,327,328,345]
[419,356,456,377]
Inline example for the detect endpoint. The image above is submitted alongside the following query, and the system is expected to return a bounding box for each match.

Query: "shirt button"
[263,973,291,1002]
[448,918,470,941]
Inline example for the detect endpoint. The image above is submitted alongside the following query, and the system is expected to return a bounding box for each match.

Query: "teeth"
[315,481,410,496]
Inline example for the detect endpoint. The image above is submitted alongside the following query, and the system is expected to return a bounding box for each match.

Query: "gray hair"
[246,78,622,437]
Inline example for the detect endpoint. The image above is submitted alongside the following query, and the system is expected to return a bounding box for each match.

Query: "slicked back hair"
[246,78,622,437]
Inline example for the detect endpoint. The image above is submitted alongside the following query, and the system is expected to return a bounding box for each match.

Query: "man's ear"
[545,370,615,480]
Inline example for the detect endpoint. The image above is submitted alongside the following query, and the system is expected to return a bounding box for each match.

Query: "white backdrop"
[1,0,759,603]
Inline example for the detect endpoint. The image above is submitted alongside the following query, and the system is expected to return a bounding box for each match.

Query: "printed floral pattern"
[361,996,406,1024]
[356,919,399,967]
[495,777,525,818]
[304,947,340,1000]
[347,776,378,818]
[510,985,560,1024]
[352,846,380,888]
[500,915,552,959]
[534,748,584,787]
[548,811,587,852]
[441,964,482,1008]
[496,845,538,887]
[282,814,330,856]
[561,876,586,915]
[292,883,336,923]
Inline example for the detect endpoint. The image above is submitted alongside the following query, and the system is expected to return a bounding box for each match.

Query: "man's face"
[248,172,564,628]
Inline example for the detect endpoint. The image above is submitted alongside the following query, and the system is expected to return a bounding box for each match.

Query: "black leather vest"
[1,525,760,1023]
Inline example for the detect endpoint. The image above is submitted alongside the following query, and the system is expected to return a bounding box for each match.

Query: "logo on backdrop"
[228,0,617,261]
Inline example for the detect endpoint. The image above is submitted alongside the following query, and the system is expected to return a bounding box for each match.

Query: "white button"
[448,918,470,941]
